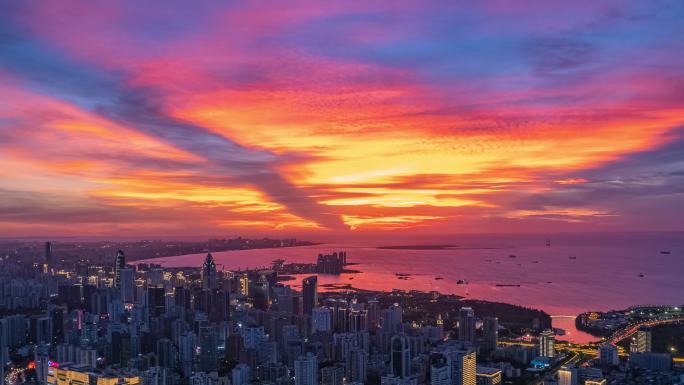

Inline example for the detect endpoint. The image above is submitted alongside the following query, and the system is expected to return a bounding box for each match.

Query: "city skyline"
[2,1,684,237]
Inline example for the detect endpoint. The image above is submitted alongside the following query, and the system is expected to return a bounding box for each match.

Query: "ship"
[495,284,521,287]
[660,251,672,255]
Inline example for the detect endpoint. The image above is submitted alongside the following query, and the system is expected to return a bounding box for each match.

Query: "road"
[607,316,684,344]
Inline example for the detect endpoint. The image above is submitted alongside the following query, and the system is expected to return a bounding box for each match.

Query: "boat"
[546,239,551,247]
[660,251,672,255]
[638,273,645,278]
[434,276,444,280]
[532,260,539,264]
[509,254,517,258]
[457,279,468,285]
[495,284,521,287]
[568,256,577,260]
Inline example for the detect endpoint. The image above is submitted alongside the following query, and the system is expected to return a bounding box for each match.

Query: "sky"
[1,1,684,237]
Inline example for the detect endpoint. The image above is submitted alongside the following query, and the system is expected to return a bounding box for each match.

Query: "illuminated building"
[585,379,606,385]
[447,349,476,385]
[630,326,652,353]
[476,366,501,385]
[558,366,579,385]
[239,276,249,296]
[46,364,140,385]
[538,329,555,358]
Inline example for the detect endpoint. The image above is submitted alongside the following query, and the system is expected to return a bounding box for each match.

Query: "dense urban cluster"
[0,243,681,385]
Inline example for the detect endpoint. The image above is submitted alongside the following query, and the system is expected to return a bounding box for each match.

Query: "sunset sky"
[1,1,684,237]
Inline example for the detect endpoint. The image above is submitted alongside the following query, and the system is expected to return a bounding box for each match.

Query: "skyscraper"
[252,275,270,311]
[199,326,218,372]
[483,317,498,352]
[147,286,165,317]
[312,307,332,333]
[114,250,125,289]
[294,352,318,385]
[201,253,217,290]
[391,333,411,378]
[348,348,368,383]
[539,329,556,358]
[120,268,134,303]
[458,307,476,343]
[44,241,52,274]
[302,276,318,315]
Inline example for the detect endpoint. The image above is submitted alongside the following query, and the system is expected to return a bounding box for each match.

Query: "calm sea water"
[137,233,684,343]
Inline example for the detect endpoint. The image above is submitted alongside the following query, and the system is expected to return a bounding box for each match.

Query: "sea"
[136,232,684,343]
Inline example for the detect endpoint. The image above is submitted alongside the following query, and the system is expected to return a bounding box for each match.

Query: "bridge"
[607,316,684,344]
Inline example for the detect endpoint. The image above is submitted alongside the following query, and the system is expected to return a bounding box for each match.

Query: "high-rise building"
[120,268,134,303]
[114,250,126,289]
[483,317,498,352]
[35,344,50,385]
[302,276,318,315]
[199,326,218,372]
[538,329,555,358]
[558,366,579,385]
[294,352,318,385]
[458,307,476,343]
[147,286,166,317]
[312,307,332,333]
[599,343,619,367]
[349,309,368,332]
[391,333,411,378]
[448,349,476,385]
[44,241,52,273]
[381,303,403,335]
[368,299,379,332]
[348,348,368,383]
[201,253,218,290]
[252,275,270,311]
[232,363,251,385]
[631,326,652,353]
